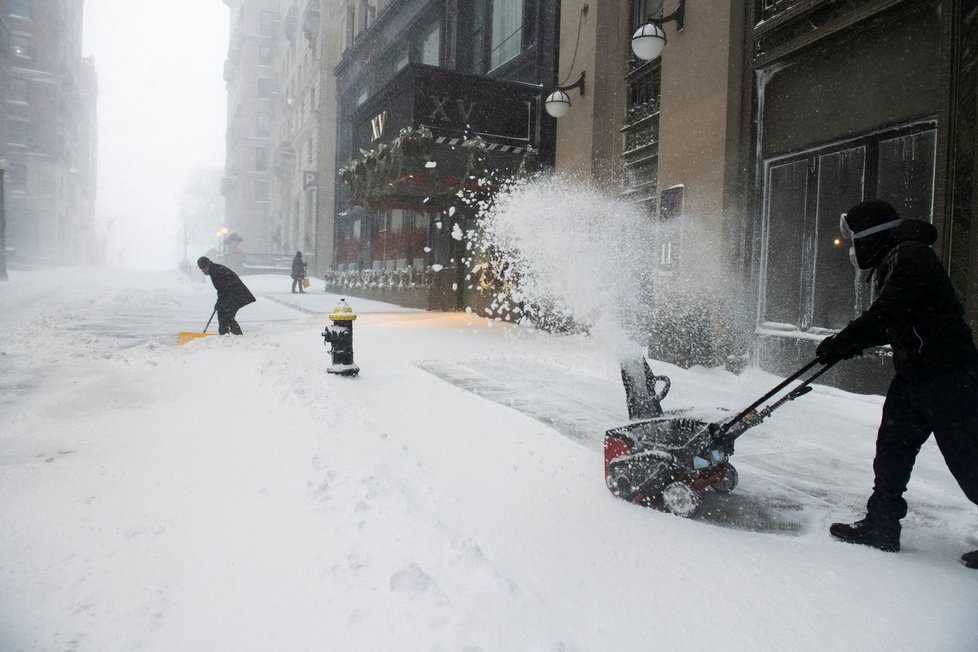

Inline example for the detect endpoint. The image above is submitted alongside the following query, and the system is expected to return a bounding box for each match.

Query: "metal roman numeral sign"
[428,95,477,123]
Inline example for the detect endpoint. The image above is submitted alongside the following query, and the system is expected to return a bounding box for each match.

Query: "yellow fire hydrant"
[321,298,359,376]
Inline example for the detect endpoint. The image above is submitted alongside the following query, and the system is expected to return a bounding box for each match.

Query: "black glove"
[815,332,862,365]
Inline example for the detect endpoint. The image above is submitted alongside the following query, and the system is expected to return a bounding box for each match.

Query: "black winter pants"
[867,366,978,522]
[217,306,242,335]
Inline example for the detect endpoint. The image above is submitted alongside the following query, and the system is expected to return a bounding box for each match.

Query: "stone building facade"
[0,0,98,266]
[552,0,978,392]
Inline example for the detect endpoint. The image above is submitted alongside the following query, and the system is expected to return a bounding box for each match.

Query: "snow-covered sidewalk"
[1,269,976,651]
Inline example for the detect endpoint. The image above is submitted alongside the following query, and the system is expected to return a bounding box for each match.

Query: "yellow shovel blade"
[177,331,216,346]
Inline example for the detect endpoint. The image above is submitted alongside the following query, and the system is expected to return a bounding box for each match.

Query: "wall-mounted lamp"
[545,3,589,119]
[545,71,586,118]
[631,0,685,61]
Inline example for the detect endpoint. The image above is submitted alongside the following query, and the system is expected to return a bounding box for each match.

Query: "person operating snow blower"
[816,199,978,569]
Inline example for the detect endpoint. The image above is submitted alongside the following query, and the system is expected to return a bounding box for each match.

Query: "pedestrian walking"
[815,199,978,569]
[197,256,256,335]
[291,251,307,294]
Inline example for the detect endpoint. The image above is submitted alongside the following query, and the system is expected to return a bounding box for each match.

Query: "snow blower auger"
[603,358,835,517]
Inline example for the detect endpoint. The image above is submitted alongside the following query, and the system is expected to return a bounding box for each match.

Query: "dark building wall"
[761,7,940,160]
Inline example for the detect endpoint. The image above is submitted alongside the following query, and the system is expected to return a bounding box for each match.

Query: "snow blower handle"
[715,358,836,439]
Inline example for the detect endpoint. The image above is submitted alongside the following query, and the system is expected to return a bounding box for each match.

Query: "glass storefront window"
[760,122,936,333]
[763,160,808,327]
[814,146,866,330]
[877,130,936,221]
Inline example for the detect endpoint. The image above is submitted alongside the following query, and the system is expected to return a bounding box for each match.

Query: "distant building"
[220,0,336,276]
[328,0,558,310]
[0,0,98,266]
[269,0,323,269]
[221,0,281,255]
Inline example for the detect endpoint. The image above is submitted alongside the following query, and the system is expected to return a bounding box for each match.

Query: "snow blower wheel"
[661,481,699,517]
[713,464,739,493]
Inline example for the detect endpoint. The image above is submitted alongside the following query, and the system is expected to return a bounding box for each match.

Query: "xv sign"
[370,110,388,141]
[428,95,477,123]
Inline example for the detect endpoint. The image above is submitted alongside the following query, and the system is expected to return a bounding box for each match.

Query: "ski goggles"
[839,212,903,240]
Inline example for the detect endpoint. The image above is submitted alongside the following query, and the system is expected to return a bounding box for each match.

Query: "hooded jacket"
[291,252,306,280]
[837,218,978,377]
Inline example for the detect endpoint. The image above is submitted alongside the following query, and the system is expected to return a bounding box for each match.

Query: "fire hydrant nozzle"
[322,299,359,376]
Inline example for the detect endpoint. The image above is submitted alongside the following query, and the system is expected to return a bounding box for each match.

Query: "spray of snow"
[472,175,656,355]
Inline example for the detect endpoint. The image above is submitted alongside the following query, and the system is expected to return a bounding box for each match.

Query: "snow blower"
[604,358,834,517]
[177,309,217,346]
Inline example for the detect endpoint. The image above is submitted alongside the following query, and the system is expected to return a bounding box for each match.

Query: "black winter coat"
[208,262,256,313]
[291,254,306,280]
[837,219,978,378]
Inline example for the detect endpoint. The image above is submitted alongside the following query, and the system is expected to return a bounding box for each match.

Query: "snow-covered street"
[1,269,976,651]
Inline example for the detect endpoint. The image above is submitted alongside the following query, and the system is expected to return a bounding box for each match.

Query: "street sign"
[303,171,318,190]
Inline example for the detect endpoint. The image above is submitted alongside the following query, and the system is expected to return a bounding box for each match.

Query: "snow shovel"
[604,357,836,515]
[177,309,217,345]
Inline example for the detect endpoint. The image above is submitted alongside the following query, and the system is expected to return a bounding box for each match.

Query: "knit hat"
[842,200,904,270]
[843,200,901,236]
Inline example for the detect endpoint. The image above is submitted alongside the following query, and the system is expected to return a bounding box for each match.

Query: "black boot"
[963,550,978,569]
[829,517,901,552]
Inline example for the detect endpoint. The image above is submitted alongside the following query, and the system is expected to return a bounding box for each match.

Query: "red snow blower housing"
[604,358,833,517]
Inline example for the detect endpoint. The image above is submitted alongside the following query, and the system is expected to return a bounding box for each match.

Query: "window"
[257,112,270,136]
[10,33,30,58]
[490,0,523,69]
[465,0,524,72]
[395,48,409,72]
[8,0,30,18]
[760,122,937,332]
[470,0,487,72]
[344,6,355,50]
[657,186,684,275]
[255,181,269,201]
[630,0,664,28]
[9,78,28,103]
[258,78,273,99]
[256,147,268,171]
[358,0,376,31]
[260,10,277,36]
[420,23,441,66]
[259,45,273,65]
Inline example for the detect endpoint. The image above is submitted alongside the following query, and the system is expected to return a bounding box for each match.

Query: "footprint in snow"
[306,474,333,502]
[389,563,436,594]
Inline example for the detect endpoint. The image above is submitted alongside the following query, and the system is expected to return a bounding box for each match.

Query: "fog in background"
[82,0,229,269]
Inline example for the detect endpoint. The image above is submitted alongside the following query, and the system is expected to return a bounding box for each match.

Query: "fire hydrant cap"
[330,298,357,321]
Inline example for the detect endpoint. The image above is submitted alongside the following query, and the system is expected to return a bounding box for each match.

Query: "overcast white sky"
[82,0,229,269]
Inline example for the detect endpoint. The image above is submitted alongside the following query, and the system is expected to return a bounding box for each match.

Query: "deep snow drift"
[1,268,976,651]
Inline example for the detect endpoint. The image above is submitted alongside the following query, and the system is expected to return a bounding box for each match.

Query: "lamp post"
[217,226,229,256]
[0,159,7,281]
